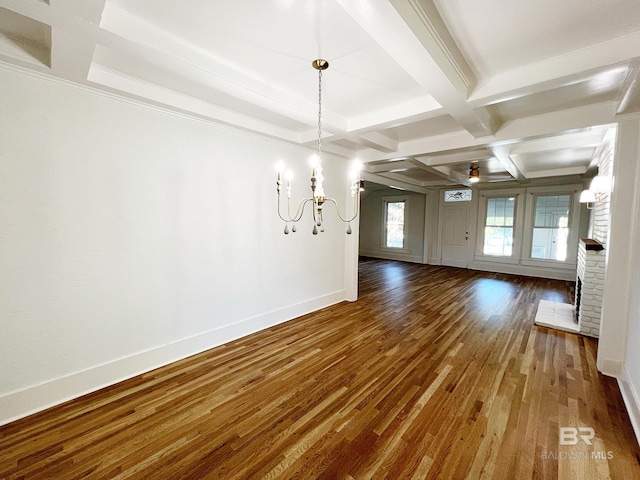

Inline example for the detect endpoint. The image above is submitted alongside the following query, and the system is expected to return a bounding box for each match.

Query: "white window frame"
[381,195,409,252]
[474,188,525,265]
[521,185,582,268]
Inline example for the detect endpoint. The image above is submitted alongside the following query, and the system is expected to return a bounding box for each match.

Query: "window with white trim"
[383,199,406,249]
[530,194,572,261]
[483,196,516,256]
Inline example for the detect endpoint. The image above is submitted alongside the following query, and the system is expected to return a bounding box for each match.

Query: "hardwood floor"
[1,258,639,479]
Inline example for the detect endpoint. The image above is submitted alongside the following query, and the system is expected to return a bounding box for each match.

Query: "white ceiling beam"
[0,0,107,81]
[315,142,358,160]
[50,28,97,79]
[388,0,474,94]
[356,129,479,163]
[409,157,466,184]
[336,0,498,139]
[360,171,431,194]
[509,129,608,155]
[617,64,640,115]
[526,166,588,179]
[365,160,415,174]
[298,131,357,159]
[347,96,442,132]
[96,5,350,134]
[496,101,619,143]
[351,131,398,153]
[387,0,498,137]
[491,145,527,182]
[49,1,107,80]
[410,157,470,186]
[357,100,619,164]
[469,32,640,106]
[0,0,50,23]
[371,171,425,188]
[422,149,491,167]
[431,166,471,187]
[308,130,397,157]
[87,64,303,144]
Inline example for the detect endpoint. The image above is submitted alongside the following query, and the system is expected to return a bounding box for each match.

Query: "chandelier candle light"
[276,59,362,235]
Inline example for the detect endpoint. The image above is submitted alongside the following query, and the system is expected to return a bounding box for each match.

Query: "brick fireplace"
[575,238,606,337]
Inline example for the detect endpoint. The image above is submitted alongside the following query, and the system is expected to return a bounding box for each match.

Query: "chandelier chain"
[317,69,322,160]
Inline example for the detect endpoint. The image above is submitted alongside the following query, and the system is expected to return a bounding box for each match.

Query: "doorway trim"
[436,189,478,268]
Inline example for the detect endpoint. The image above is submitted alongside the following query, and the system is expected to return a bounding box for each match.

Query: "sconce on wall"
[579,174,611,210]
[579,189,597,209]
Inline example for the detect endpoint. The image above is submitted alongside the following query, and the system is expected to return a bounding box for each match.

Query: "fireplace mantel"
[581,238,605,251]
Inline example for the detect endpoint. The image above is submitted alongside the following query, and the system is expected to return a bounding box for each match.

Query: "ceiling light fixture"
[276,59,361,235]
[469,163,480,183]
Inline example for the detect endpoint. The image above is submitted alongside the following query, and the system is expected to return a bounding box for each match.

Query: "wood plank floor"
[1,258,639,479]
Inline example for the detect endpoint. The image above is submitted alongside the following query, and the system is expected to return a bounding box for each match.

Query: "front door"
[441,206,470,268]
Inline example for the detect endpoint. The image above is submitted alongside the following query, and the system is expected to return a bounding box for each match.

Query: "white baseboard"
[0,290,346,426]
[469,260,576,281]
[619,365,640,448]
[597,358,622,377]
[360,250,423,264]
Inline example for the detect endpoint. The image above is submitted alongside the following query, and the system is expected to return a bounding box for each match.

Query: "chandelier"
[276,59,362,235]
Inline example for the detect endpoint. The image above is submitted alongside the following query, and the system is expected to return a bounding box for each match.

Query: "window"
[531,194,571,261]
[475,186,580,268]
[384,200,406,248]
[444,189,472,202]
[483,197,515,256]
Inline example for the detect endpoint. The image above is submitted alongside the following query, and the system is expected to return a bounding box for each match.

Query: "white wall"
[424,191,440,264]
[359,187,426,263]
[598,120,639,376]
[0,65,354,425]
[622,168,640,446]
[602,119,640,445]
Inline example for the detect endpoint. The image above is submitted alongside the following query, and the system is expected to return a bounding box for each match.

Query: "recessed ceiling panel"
[491,67,627,120]
[514,148,595,172]
[103,0,425,119]
[398,168,447,183]
[90,44,310,133]
[0,0,630,191]
[434,0,640,77]
[382,115,461,142]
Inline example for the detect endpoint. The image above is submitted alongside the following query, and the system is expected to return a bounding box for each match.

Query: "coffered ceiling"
[1,0,638,192]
